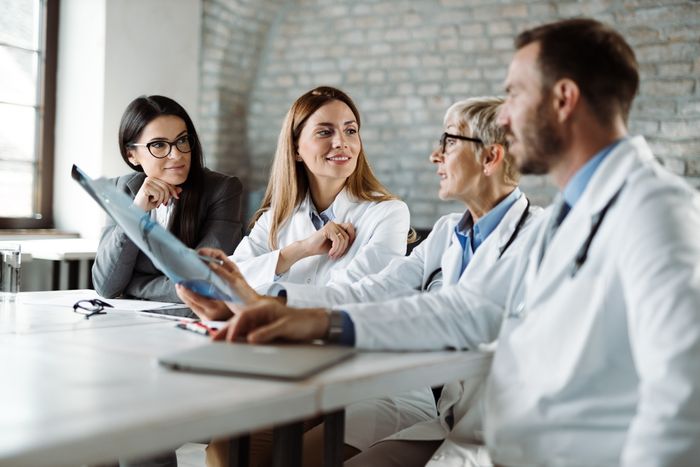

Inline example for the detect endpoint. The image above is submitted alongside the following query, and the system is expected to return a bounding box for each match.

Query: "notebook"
[158,342,355,380]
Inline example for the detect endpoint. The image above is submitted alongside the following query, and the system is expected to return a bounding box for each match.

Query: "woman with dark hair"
[92,95,243,303]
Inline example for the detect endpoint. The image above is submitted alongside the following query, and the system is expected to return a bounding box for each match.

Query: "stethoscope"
[568,184,625,277]
[422,198,532,291]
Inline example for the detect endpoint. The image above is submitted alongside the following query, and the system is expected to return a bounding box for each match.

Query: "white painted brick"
[660,121,697,140]
[201,0,700,228]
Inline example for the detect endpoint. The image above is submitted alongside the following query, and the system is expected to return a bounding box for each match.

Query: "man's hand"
[176,283,233,321]
[197,247,261,304]
[213,297,330,344]
[133,176,182,211]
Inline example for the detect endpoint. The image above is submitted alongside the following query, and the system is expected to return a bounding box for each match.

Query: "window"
[0,0,58,229]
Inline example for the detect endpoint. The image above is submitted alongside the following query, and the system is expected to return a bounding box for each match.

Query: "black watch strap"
[326,310,344,343]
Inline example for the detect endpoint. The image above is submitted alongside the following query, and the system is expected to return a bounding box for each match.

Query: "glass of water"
[0,243,21,301]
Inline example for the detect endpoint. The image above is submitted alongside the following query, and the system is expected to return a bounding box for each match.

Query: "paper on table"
[19,290,178,311]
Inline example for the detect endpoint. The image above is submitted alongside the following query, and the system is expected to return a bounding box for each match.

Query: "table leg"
[52,261,61,290]
[67,260,80,289]
[271,420,303,467]
[228,435,250,467]
[323,409,345,467]
[87,260,95,289]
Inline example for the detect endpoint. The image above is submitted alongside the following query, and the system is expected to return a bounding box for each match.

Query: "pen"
[176,321,213,336]
[197,254,224,266]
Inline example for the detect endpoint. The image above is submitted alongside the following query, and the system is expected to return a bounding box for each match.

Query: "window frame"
[0,0,59,230]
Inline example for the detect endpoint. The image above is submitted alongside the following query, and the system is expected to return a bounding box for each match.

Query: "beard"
[510,96,565,176]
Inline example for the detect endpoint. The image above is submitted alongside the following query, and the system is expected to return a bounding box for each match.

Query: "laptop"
[158,342,355,380]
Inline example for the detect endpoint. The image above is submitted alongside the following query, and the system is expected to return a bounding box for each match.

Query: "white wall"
[53,0,201,240]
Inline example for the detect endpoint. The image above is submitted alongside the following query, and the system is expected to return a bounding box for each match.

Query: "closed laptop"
[158,342,355,380]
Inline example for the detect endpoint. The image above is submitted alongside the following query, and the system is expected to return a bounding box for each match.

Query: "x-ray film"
[72,165,241,303]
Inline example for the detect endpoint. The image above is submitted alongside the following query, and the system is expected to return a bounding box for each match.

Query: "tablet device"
[158,342,355,380]
[138,306,198,321]
[72,165,240,302]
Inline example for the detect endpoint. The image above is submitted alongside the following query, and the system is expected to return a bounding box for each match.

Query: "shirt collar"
[454,187,522,251]
[309,204,336,230]
[562,139,624,208]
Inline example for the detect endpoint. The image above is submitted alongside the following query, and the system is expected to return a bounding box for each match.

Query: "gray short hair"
[443,96,519,186]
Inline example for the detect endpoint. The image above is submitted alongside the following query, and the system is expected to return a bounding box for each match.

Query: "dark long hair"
[118,95,205,248]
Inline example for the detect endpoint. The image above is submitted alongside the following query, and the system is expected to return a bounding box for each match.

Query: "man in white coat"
[212,18,700,467]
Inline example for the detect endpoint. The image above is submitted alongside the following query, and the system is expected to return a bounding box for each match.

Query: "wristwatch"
[326,309,344,343]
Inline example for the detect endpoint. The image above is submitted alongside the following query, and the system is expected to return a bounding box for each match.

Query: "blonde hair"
[252,86,399,249]
[444,96,520,186]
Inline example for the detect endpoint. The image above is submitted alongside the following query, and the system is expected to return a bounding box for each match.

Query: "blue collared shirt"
[310,205,336,230]
[454,187,522,274]
[562,139,623,209]
[336,186,523,346]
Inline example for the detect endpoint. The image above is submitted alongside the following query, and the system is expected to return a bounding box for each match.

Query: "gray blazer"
[92,169,243,302]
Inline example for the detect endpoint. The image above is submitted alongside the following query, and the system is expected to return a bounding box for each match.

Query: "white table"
[0,291,491,467]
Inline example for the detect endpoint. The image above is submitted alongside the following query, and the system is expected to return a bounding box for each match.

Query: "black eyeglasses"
[73,299,114,320]
[439,132,483,154]
[128,134,194,159]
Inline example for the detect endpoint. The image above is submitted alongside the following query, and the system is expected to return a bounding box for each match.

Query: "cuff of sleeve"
[266,282,288,298]
[327,310,355,346]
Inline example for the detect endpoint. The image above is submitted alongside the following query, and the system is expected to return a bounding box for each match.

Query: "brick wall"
[200,0,700,228]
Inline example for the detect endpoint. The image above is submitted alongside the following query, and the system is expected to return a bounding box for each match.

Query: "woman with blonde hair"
[231,86,412,289]
[182,86,432,467]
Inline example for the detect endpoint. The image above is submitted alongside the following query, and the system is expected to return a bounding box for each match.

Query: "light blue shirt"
[454,187,522,274]
[562,139,624,209]
[310,205,336,230]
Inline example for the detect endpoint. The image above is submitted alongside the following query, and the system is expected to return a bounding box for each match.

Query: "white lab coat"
[232,189,423,451]
[232,189,409,288]
[326,194,536,461]
[342,136,700,466]
[484,136,700,467]
[270,194,536,453]
[278,192,533,310]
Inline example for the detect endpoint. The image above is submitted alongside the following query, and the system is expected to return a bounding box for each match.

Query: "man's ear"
[482,144,504,176]
[551,78,580,123]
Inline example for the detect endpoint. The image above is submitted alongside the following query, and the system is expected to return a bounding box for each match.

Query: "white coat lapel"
[331,188,353,221]
[528,137,641,305]
[294,192,320,239]
[491,194,530,258]
[442,236,464,285]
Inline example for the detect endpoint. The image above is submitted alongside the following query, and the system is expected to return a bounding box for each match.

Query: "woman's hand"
[276,221,356,275]
[197,248,262,305]
[302,221,356,260]
[133,176,182,211]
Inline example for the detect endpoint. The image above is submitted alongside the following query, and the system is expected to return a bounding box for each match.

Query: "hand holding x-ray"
[72,164,241,303]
